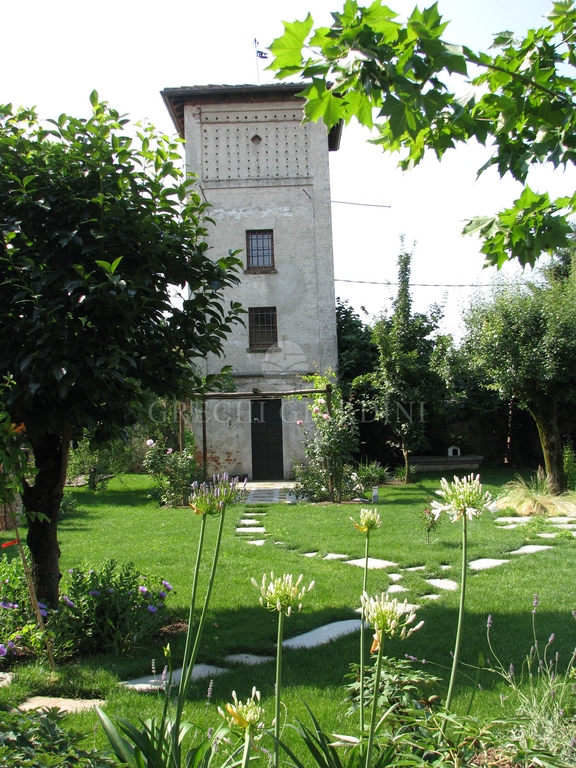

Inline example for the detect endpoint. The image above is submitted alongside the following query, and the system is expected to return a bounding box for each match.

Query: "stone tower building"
[161,83,340,480]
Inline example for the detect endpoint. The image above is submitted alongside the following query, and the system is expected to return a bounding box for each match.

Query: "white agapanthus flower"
[431,474,497,522]
[252,572,314,617]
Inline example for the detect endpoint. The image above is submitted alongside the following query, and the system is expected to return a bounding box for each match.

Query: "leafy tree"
[335,297,378,395]
[463,271,576,493]
[269,1,576,269]
[0,94,242,605]
[354,243,446,482]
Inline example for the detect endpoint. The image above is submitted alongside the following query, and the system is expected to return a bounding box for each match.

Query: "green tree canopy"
[335,297,378,395]
[0,94,242,604]
[354,243,446,480]
[463,269,576,493]
[269,0,576,268]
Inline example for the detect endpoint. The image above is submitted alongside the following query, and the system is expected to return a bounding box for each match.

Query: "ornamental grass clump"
[253,572,314,768]
[496,468,576,516]
[431,474,496,712]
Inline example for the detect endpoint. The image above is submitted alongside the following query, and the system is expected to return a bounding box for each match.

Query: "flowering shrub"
[143,438,197,507]
[0,555,46,663]
[1,556,172,660]
[293,380,359,503]
[420,507,441,542]
[52,559,172,656]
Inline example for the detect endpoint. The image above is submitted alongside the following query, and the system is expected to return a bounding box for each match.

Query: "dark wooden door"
[251,399,284,480]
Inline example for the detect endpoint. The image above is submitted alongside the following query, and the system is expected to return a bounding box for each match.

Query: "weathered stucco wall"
[176,87,338,479]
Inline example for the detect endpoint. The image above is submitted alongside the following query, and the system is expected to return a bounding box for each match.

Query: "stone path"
[13,501,575,709]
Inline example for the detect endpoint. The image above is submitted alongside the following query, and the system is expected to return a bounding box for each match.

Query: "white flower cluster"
[360,592,424,647]
[252,572,314,616]
[431,474,496,523]
[218,687,265,738]
[351,507,382,533]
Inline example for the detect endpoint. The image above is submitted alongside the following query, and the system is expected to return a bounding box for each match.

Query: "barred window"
[246,230,274,270]
[249,307,278,350]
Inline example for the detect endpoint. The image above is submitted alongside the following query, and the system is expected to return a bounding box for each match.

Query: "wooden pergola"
[182,385,333,478]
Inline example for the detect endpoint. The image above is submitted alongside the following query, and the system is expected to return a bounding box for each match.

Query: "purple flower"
[405,654,418,662]
[39,609,47,617]
[146,439,155,447]
[108,588,114,593]
[549,633,555,644]
[162,580,173,591]
[509,663,515,677]
[62,596,75,608]
[158,591,167,599]
[147,605,158,613]
[533,594,539,614]
[139,585,148,594]
[0,645,6,657]
[89,590,100,597]
[487,614,492,628]
[7,641,15,650]
[166,448,173,455]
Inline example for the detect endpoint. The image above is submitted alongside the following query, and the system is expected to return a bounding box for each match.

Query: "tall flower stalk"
[253,572,314,768]
[351,508,381,732]
[431,474,495,712]
[98,473,246,768]
[360,593,423,768]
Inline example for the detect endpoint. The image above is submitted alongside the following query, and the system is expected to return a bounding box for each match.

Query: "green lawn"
[2,469,575,756]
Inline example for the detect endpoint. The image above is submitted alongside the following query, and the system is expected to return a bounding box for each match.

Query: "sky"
[3,0,573,338]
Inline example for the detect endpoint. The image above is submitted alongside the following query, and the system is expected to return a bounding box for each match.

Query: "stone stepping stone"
[283,619,361,649]
[303,551,318,557]
[548,517,576,524]
[324,553,349,560]
[387,584,409,594]
[345,557,398,569]
[440,564,452,571]
[509,544,552,555]
[420,594,440,600]
[425,578,458,591]
[239,518,259,525]
[122,663,226,690]
[537,532,558,539]
[18,696,104,713]
[404,565,426,572]
[495,517,528,525]
[553,523,576,530]
[248,539,266,546]
[247,489,279,503]
[0,672,12,688]
[236,526,266,534]
[388,573,403,582]
[469,558,509,571]
[226,653,273,665]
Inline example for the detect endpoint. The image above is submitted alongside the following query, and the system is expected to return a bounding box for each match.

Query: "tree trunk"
[527,393,566,494]
[22,430,70,608]
[402,447,411,484]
